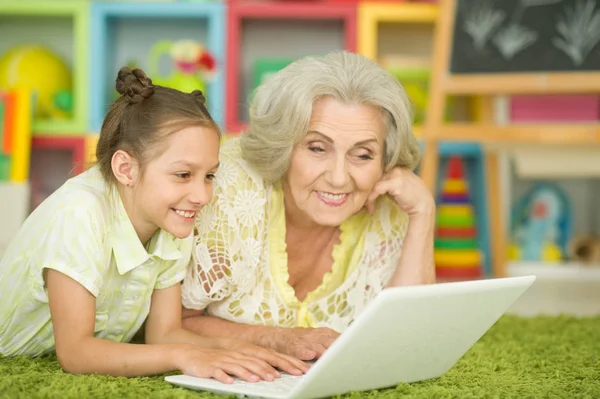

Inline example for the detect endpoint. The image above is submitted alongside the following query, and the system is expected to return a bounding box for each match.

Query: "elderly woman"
[181,51,435,361]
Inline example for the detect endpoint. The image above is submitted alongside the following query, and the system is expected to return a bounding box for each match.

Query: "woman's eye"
[206,173,216,181]
[309,146,325,153]
[175,172,191,179]
[358,154,374,160]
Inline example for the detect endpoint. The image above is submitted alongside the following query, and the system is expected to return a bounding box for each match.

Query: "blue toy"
[510,183,572,263]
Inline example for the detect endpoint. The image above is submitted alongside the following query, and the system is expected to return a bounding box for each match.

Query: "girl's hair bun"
[116,67,155,104]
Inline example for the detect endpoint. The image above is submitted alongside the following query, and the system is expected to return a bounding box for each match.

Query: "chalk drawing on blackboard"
[552,0,600,65]
[491,0,564,60]
[493,23,538,60]
[461,0,506,51]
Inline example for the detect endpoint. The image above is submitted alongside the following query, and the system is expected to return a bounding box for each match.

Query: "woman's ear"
[111,149,139,187]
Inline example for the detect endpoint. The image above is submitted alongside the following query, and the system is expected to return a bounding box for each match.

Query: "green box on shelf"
[252,58,294,94]
[387,67,430,125]
[0,154,10,181]
[386,66,454,125]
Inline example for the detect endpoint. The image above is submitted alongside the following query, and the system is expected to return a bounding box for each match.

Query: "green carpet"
[1,316,599,398]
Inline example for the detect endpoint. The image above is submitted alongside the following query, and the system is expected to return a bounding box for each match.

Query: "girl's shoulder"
[29,166,112,232]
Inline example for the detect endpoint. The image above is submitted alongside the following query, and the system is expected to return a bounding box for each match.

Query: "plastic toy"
[0,88,33,182]
[0,45,72,119]
[148,39,216,95]
[509,184,572,263]
[434,155,483,279]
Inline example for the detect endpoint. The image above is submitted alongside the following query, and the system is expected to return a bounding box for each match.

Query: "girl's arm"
[144,283,308,375]
[46,269,304,381]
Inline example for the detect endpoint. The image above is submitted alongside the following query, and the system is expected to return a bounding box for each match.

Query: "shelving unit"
[0,1,89,135]
[0,0,502,277]
[225,1,356,132]
[89,1,226,132]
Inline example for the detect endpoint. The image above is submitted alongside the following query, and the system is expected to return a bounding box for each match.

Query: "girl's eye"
[206,173,216,181]
[175,172,190,179]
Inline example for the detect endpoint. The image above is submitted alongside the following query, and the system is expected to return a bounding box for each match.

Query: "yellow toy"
[0,45,72,119]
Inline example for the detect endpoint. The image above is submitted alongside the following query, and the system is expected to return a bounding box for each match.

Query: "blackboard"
[450,0,600,74]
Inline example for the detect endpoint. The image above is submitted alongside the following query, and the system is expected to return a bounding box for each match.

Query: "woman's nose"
[329,157,349,188]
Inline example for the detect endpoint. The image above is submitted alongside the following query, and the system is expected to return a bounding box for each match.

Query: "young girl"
[0,67,307,383]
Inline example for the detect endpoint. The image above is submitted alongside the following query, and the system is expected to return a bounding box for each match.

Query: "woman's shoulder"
[216,136,268,193]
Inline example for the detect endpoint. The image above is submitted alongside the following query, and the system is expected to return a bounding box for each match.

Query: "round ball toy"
[0,45,73,119]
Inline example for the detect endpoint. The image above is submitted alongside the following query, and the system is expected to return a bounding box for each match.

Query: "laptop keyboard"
[228,373,303,394]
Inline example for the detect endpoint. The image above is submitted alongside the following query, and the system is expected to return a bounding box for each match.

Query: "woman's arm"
[146,283,308,375]
[387,208,436,287]
[182,311,339,361]
[364,167,437,287]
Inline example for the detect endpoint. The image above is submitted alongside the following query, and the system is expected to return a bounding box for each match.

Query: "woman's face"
[284,96,385,227]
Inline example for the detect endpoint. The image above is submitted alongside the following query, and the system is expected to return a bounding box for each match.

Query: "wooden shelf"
[429,123,600,144]
[508,261,600,282]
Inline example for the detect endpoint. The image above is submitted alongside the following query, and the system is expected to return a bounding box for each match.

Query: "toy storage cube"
[90,2,226,132]
[29,137,85,212]
[0,2,89,135]
[226,2,356,133]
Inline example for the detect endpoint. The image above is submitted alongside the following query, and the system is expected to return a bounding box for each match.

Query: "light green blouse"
[0,166,192,357]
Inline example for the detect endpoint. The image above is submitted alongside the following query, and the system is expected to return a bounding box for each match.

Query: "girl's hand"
[364,167,435,218]
[216,337,311,374]
[175,345,294,384]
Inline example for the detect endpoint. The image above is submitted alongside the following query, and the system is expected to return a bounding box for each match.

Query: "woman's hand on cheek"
[365,167,435,218]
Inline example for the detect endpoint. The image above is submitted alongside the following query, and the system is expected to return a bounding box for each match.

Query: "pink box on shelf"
[510,95,600,122]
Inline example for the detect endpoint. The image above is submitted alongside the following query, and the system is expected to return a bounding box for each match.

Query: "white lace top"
[181,137,409,332]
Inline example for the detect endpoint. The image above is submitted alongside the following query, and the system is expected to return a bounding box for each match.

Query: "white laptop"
[166,275,536,399]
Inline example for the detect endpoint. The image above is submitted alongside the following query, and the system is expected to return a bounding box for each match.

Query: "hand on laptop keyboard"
[258,327,340,361]
[174,341,310,384]
[217,338,311,375]
[173,345,293,384]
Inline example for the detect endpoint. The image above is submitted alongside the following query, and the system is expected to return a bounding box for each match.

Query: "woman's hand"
[175,345,292,384]
[364,167,435,218]
[256,327,340,361]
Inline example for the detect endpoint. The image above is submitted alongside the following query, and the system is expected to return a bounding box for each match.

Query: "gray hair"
[240,50,421,184]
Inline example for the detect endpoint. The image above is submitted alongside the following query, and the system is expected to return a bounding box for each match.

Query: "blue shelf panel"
[90,2,226,132]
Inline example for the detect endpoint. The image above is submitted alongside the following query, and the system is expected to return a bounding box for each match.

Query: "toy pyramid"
[434,156,483,279]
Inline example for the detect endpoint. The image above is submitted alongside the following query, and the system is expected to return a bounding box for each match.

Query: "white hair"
[240,50,421,183]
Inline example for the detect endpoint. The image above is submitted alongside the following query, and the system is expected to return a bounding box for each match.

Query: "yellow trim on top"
[357,2,439,60]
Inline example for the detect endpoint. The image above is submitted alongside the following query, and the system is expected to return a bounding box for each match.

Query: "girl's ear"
[111,149,139,187]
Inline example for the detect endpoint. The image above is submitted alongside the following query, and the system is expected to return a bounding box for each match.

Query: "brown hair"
[95,67,220,185]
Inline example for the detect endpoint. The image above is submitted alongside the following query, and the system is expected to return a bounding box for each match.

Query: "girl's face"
[284,96,385,227]
[131,126,220,242]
